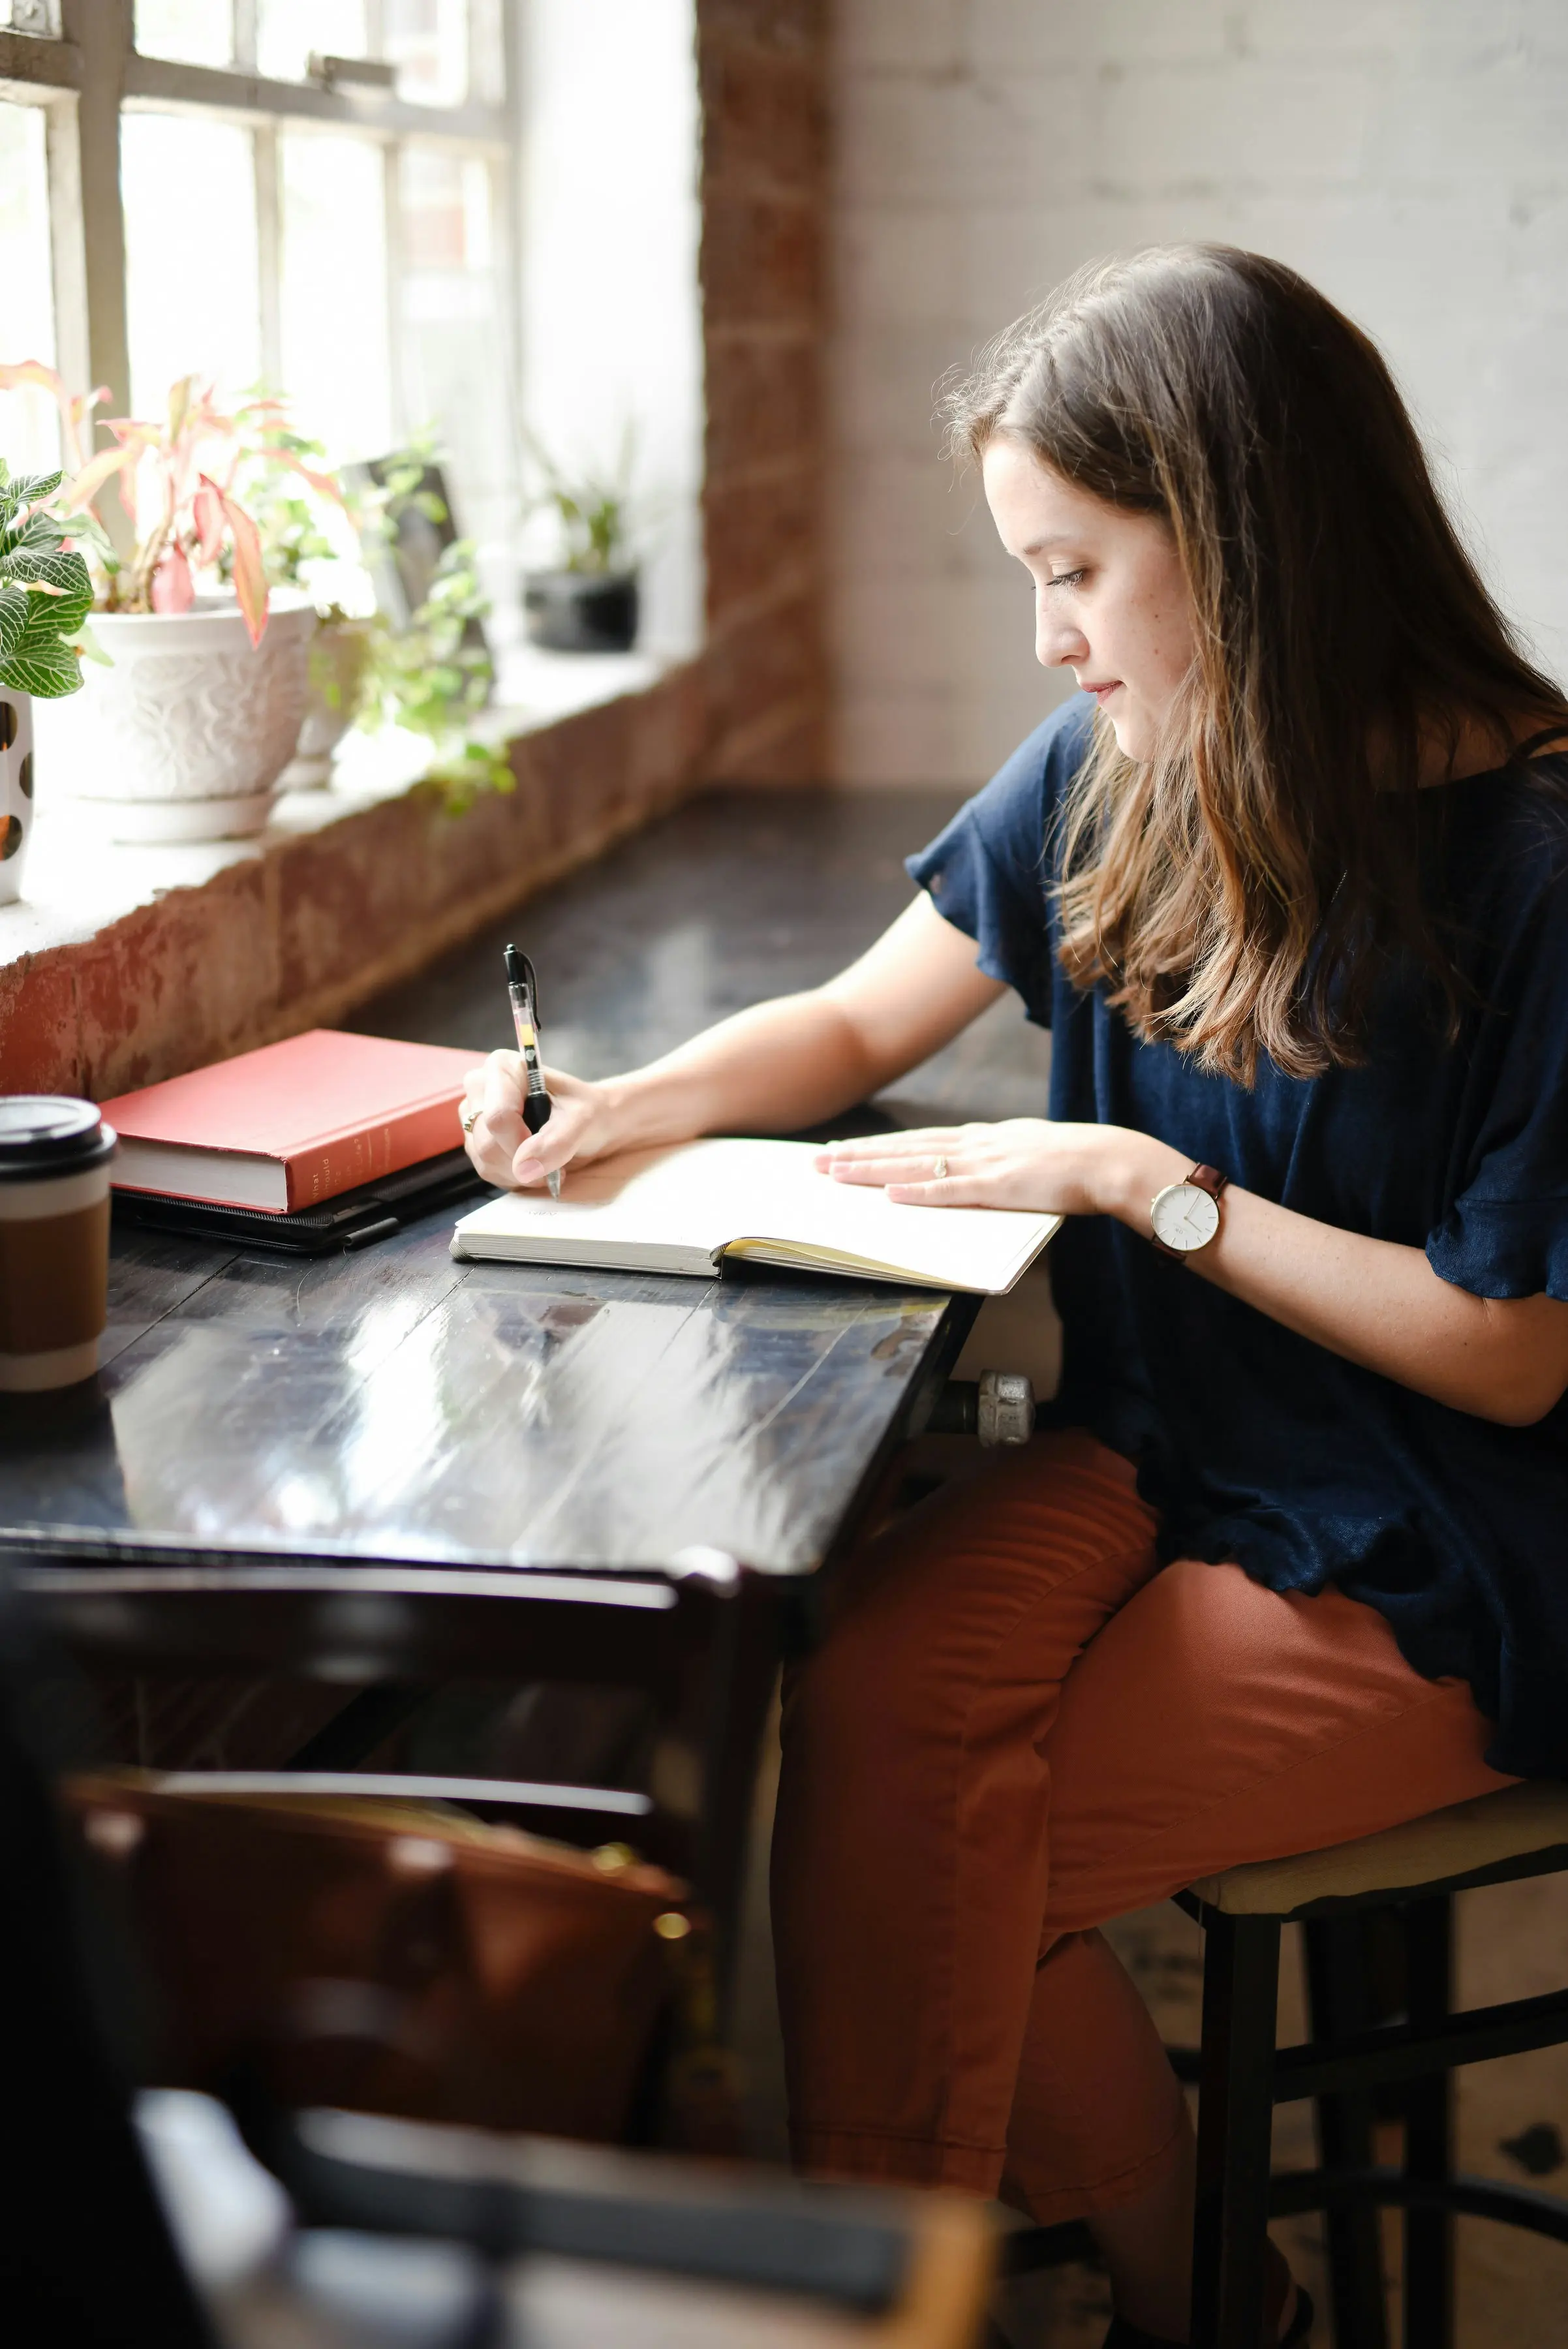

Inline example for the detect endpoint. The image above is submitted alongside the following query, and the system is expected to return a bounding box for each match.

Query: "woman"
[463,247,1568,2345]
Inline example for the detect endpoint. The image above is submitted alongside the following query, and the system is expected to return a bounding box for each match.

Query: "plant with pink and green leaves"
[0,362,338,645]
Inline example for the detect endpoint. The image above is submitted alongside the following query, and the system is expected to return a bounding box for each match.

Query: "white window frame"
[0,0,517,512]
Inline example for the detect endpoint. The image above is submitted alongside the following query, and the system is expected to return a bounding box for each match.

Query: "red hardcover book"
[100,1030,484,1212]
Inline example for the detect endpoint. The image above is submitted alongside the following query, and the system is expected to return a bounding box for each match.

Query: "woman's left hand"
[814,1119,1145,1219]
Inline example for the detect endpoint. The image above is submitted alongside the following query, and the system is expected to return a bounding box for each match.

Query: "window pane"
[0,3,64,37]
[384,0,468,108]
[280,132,393,462]
[397,146,514,547]
[0,100,60,472]
[133,0,232,67]
[470,0,506,104]
[256,0,367,84]
[122,112,261,416]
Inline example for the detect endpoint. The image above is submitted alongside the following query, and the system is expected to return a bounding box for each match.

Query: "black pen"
[504,944,561,1199]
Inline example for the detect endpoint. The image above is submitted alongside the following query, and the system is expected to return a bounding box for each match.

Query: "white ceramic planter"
[279,616,373,790]
[0,685,33,906]
[34,589,315,841]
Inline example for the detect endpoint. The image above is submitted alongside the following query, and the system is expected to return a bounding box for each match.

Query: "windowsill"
[1,644,671,966]
[1,641,711,1098]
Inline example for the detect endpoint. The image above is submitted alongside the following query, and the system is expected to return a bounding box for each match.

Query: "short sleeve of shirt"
[904,695,1095,1029]
[1425,804,1568,1302]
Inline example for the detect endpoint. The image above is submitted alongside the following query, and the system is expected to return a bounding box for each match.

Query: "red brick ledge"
[0,660,708,1100]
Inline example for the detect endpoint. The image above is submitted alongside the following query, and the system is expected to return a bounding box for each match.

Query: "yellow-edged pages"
[451,1136,1060,1296]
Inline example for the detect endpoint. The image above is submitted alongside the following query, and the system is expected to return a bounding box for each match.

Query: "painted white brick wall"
[829,0,1568,784]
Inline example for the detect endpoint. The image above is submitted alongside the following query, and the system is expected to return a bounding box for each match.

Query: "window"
[0,0,516,595]
[0,94,58,473]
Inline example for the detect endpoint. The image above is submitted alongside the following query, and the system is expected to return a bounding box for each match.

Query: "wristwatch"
[1150,1162,1229,1260]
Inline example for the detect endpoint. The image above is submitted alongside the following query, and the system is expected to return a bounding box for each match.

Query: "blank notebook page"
[452,1137,1060,1295]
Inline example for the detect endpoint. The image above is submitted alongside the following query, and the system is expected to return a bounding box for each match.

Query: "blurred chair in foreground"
[0,1585,214,2344]
[0,1574,996,2347]
[183,2096,996,2349]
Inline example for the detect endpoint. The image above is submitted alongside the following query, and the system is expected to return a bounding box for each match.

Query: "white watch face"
[1151,1180,1221,1252]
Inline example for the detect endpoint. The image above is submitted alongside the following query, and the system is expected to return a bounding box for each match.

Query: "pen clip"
[504,944,543,1040]
[518,954,542,1036]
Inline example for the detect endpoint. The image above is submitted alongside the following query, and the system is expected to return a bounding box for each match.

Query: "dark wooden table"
[0,791,1051,1931]
[0,1220,964,1582]
[0,1208,973,1958]
[3,785,1053,1591]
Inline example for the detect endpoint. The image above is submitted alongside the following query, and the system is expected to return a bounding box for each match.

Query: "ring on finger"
[933,1155,948,1180]
[460,1105,480,1136]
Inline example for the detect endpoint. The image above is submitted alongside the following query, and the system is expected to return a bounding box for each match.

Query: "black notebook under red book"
[101,1029,489,1253]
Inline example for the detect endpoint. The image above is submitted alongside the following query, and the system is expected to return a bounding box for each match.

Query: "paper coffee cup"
[0,1097,117,1392]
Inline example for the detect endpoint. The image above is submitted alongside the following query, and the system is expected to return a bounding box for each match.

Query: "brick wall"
[698,0,829,783]
[831,0,1568,786]
[0,671,711,1099]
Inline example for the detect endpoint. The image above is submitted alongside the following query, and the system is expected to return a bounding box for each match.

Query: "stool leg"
[1303,1914,1389,2349]
[1401,1896,1454,2349]
[1193,1911,1282,2349]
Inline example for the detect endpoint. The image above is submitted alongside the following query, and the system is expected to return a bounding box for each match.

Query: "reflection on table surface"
[1,1207,949,1575]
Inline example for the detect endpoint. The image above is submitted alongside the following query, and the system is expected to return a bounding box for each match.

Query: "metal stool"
[1184,1779,1568,2348]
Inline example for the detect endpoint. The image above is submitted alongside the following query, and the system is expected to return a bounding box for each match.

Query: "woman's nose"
[1036,600,1088,671]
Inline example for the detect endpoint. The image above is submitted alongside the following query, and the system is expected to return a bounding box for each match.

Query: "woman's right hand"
[461,1051,623,1191]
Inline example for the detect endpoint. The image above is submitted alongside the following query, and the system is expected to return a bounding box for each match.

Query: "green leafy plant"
[235,434,508,801]
[234,427,377,621]
[525,425,636,575]
[359,529,514,810]
[248,450,502,805]
[0,460,97,698]
[246,470,342,596]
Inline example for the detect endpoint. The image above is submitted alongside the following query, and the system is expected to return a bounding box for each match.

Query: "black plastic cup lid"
[0,1096,117,1181]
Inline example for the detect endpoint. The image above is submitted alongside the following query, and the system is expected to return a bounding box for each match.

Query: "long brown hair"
[942,245,1568,1082]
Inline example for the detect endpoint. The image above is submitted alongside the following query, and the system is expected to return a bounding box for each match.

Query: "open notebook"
[450,1137,1060,1295]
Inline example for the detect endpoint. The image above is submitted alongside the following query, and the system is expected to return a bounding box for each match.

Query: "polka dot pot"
[0,686,33,908]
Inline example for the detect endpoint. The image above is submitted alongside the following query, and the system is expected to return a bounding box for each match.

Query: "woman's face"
[982,435,1196,761]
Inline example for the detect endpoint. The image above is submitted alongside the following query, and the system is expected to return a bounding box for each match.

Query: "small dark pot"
[523,569,639,654]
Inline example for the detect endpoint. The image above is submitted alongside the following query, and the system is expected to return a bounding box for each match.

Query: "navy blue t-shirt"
[908,695,1568,1779]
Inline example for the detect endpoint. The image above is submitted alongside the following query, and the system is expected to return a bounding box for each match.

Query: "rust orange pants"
[771,1431,1513,2223]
